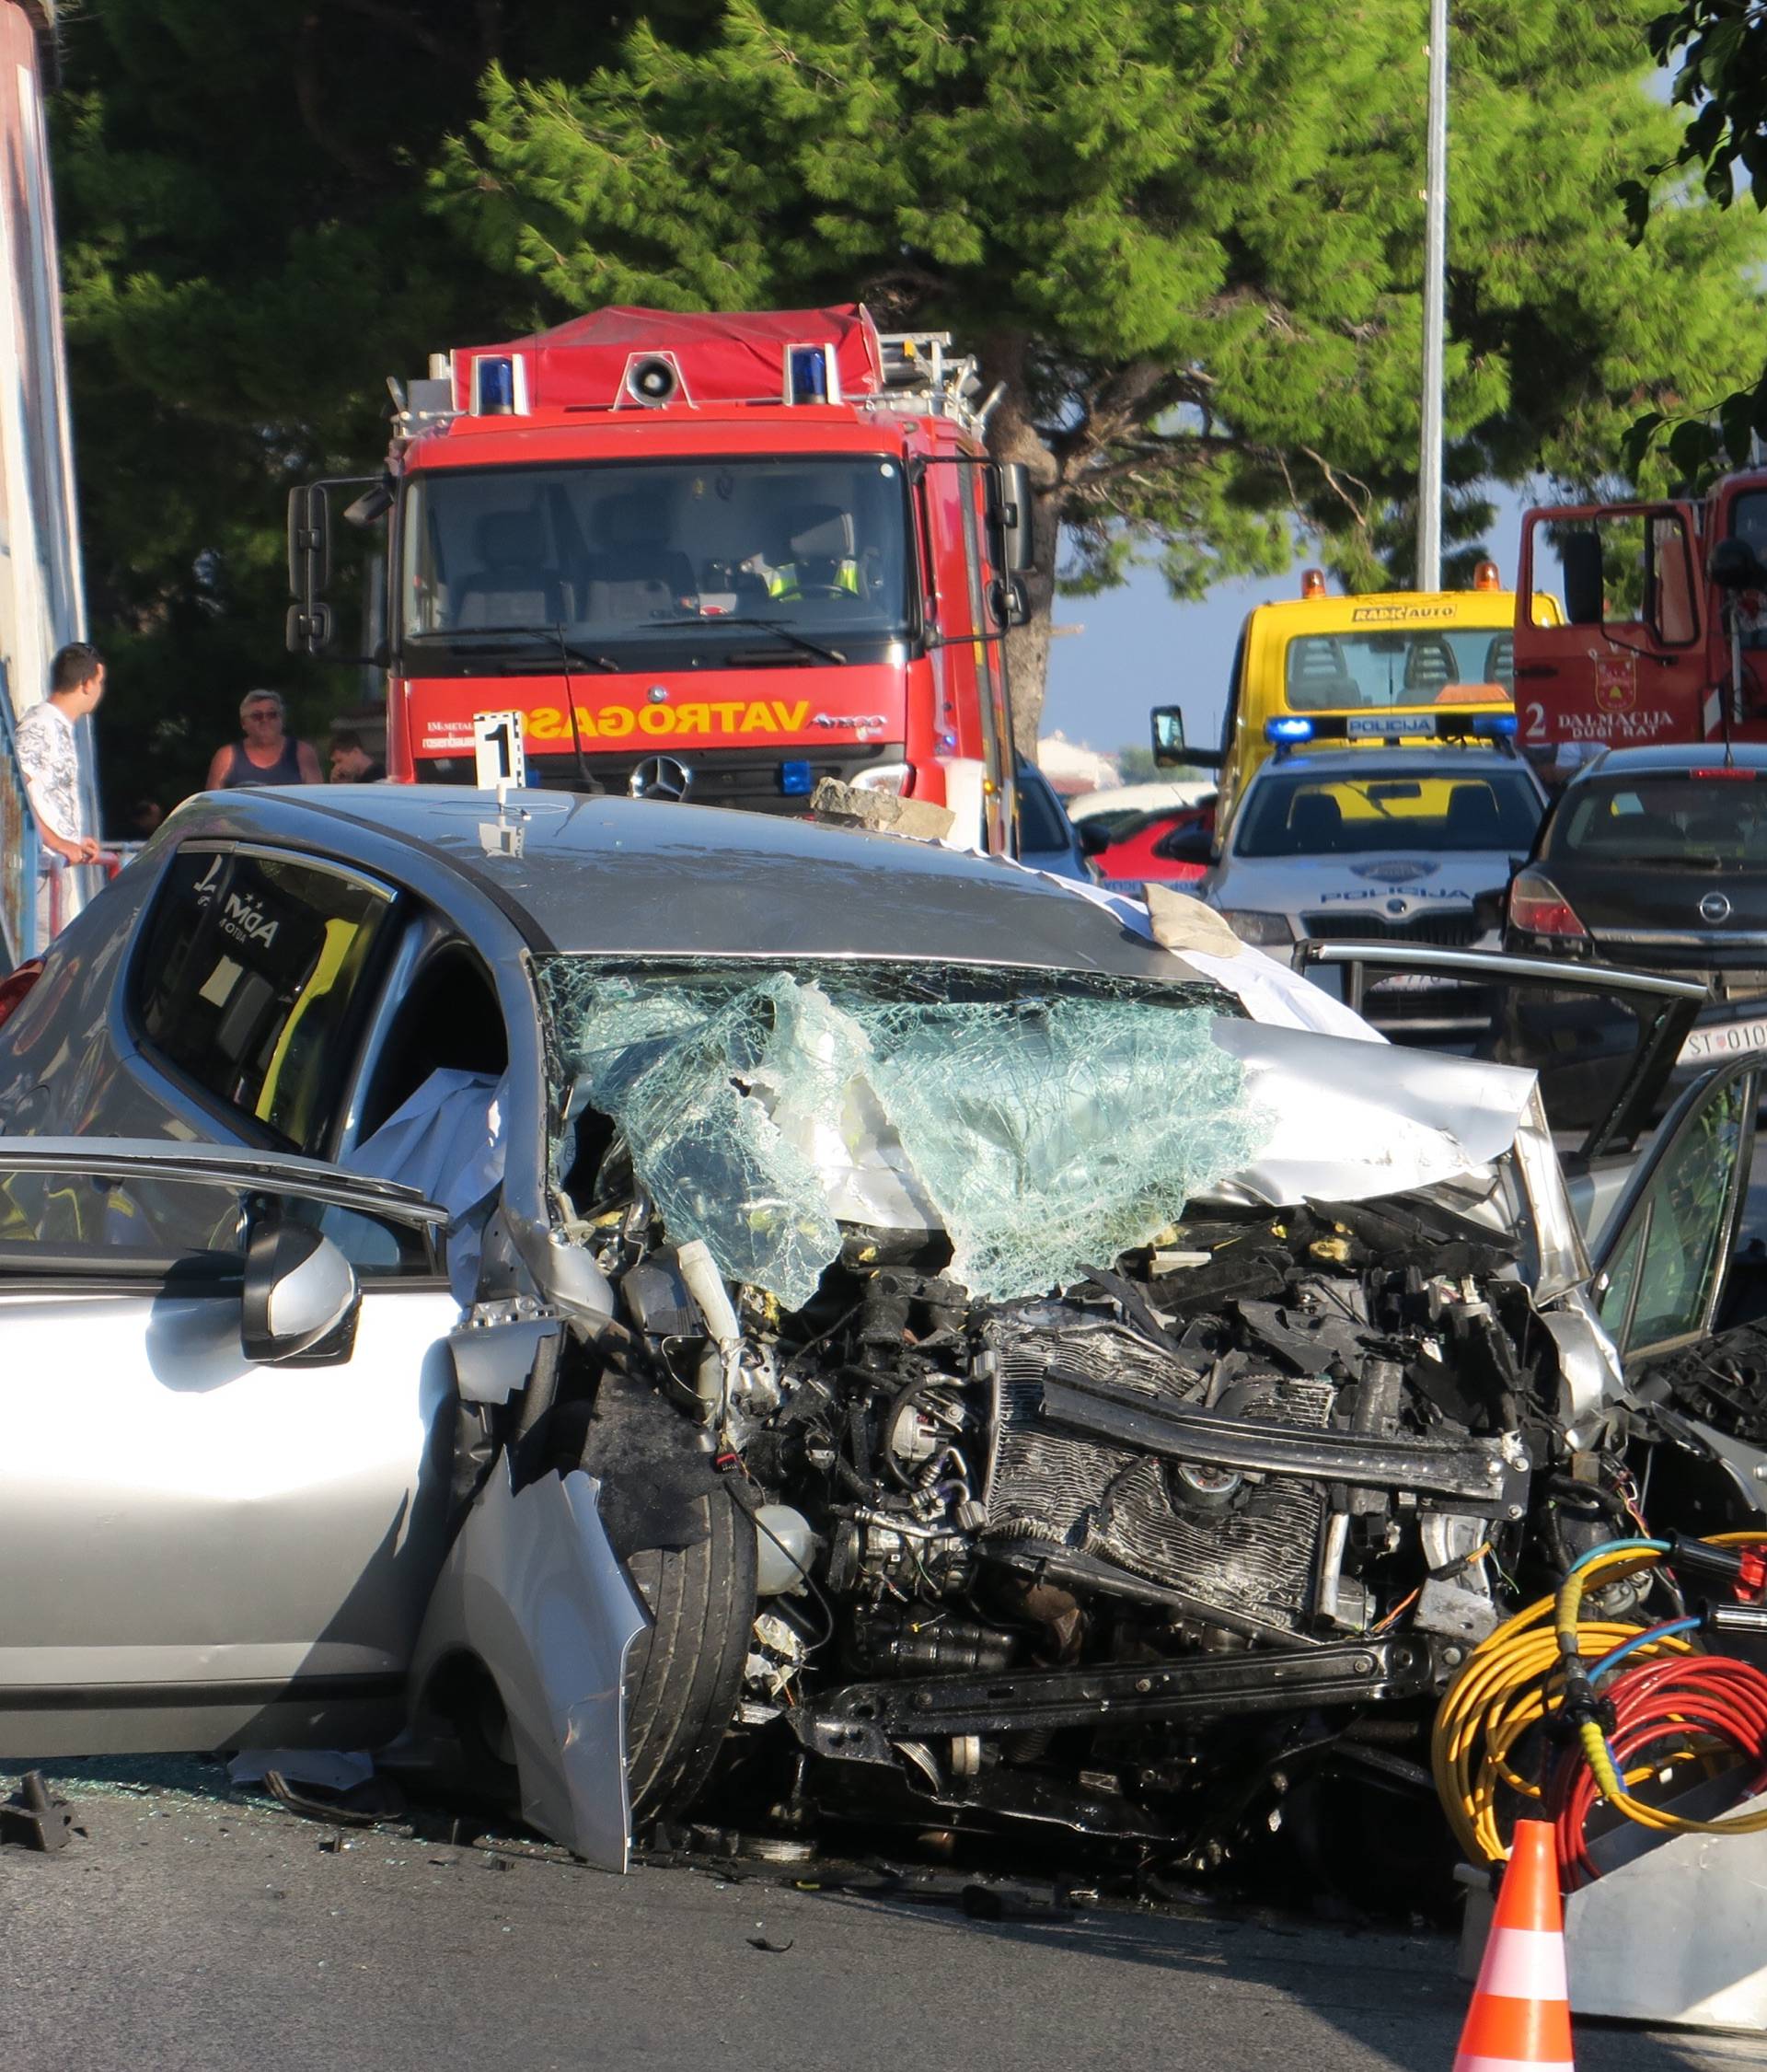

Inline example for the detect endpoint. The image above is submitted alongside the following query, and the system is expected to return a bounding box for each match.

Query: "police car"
[1207,720,1548,963]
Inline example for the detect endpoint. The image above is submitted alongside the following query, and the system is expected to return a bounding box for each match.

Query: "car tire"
[619,1472,757,1821]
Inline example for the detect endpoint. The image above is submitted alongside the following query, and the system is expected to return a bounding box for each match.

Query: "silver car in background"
[1207,745,1547,962]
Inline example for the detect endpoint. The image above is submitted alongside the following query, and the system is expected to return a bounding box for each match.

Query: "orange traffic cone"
[1454,1820,1575,2070]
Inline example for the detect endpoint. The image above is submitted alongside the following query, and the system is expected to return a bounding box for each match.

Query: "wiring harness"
[1431,1532,1767,1881]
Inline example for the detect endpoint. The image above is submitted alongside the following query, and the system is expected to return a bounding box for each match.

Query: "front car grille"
[419,740,907,812]
[1300,909,1480,948]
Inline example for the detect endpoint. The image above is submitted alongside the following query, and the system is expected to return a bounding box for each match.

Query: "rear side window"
[133,847,396,1153]
[1553,776,1767,866]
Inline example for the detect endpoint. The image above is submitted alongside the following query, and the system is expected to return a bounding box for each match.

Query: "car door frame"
[1586,1056,1761,1369]
[1292,942,1707,1159]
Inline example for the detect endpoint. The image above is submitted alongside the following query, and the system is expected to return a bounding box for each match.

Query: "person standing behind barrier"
[16,642,105,941]
[205,689,321,789]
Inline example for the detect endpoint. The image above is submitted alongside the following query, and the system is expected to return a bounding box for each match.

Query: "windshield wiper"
[650,616,848,666]
[402,629,622,672]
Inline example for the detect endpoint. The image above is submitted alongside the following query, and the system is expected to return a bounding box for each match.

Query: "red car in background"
[1083,795,1218,893]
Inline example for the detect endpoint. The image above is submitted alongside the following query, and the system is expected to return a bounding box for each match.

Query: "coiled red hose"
[1549,1653,1767,1887]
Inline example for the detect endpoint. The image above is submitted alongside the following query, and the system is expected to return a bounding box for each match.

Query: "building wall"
[0,1,86,769]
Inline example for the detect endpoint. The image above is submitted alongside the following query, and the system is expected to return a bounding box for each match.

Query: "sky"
[1041,489,1531,764]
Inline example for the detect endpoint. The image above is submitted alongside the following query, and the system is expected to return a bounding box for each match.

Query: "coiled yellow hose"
[1430,1546,1691,1864]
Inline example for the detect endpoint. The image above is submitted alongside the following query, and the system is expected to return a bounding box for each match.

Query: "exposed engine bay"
[595,1190,1566,1856]
[524,955,1646,1870]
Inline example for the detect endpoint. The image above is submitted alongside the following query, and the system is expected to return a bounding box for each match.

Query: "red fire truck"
[1512,473,1767,756]
[288,306,1029,848]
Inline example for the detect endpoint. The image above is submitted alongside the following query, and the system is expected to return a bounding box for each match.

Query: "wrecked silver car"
[0,786,1750,1876]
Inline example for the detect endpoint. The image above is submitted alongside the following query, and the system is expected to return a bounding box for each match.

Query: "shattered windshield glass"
[533,959,1269,1308]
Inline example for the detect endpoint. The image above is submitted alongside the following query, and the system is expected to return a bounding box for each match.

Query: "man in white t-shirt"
[14,642,106,938]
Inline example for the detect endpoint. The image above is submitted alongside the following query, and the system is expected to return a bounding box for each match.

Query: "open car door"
[0,1138,456,1759]
[1586,1058,1759,1370]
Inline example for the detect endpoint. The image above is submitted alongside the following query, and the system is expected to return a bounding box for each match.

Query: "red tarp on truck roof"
[452,305,885,411]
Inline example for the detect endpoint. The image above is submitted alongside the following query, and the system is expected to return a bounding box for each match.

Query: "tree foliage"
[1618,1,1767,486]
[434,0,1767,737]
[50,0,690,816]
[48,1,1767,786]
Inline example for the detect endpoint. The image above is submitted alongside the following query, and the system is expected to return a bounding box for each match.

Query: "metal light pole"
[1416,0,1448,591]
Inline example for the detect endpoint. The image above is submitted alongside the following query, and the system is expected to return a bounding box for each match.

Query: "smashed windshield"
[533,959,1266,1309]
[1235,770,1542,858]
[401,457,911,662]
[1282,627,1514,711]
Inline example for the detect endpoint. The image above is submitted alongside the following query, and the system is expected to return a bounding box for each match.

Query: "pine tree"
[51,1,1767,778]
[433,0,1767,742]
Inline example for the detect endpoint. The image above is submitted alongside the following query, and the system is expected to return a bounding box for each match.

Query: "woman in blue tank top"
[205,689,323,789]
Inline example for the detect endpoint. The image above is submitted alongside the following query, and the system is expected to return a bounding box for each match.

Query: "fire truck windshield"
[399,456,913,664]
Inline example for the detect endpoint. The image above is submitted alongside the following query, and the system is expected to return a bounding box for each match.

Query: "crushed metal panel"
[407,1463,647,1870]
[1205,1018,1537,1209]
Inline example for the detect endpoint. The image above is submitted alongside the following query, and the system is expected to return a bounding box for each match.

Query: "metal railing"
[0,680,39,967]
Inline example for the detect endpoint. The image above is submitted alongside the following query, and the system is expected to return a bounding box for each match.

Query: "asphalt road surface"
[0,1759,1758,2072]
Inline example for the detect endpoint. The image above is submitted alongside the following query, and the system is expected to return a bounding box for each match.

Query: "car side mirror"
[1078,819,1112,857]
[1155,826,1216,867]
[242,1215,360,1363]
[1472,886,1507,934]
[1711,538,1767,594]
[1150,705,1187,768]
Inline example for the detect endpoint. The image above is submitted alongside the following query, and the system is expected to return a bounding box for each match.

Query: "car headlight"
[1217,909,1296,948]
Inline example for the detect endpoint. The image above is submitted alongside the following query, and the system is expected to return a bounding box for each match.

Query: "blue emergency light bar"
[1265,709,1519,757]
[779,758,814,795]
[475,356,516,414]
[785,343,840,405]
[468,352,531,415]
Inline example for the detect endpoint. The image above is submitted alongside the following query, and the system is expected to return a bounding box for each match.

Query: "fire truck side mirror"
[989,574,1030,628]
[1150,706,1187,768]
[284,602,333,654]
[1560,531,1605,627]
[286,484,334,654]
[1711,538,1767,594]
[990,462,1034,573]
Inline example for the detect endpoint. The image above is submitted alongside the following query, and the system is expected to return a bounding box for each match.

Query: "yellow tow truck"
[1152,563,1565,846]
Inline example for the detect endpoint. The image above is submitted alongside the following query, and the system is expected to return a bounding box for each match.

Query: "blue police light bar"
[780,758,814,795]
[1472,712,1519,737]
[1265,717,1315,744]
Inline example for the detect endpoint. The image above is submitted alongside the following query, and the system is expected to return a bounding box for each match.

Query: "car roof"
[1564,743,1767,781]
[161,785,1190,981]
[1246,747,1533,781]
